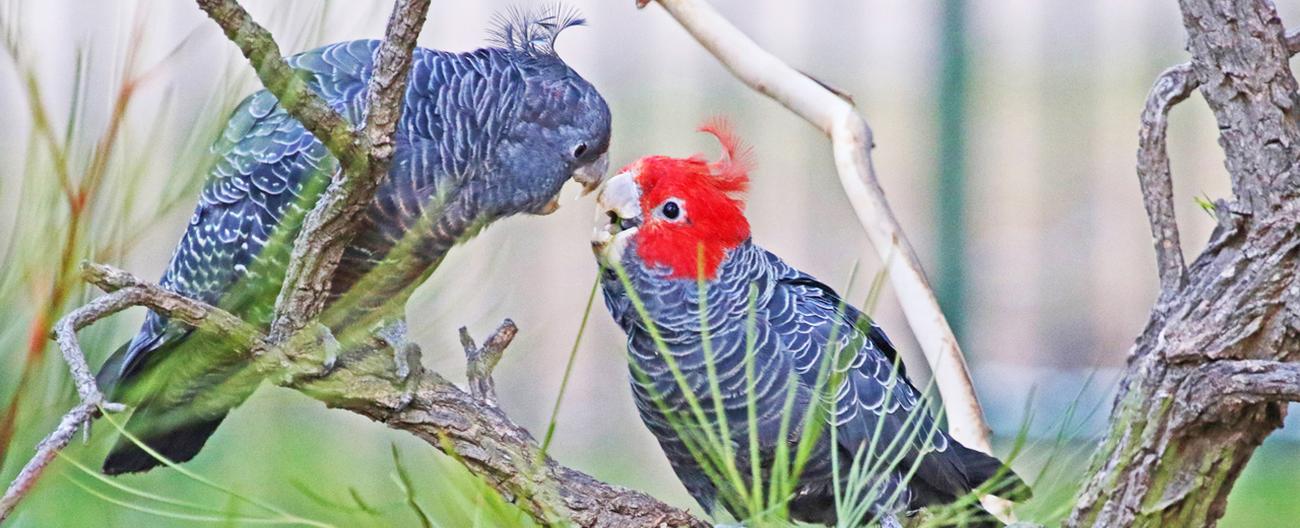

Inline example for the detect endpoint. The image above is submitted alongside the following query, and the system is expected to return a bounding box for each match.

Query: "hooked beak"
[572,151,610,195]
[536,152,611,216]
[591,171,642,262]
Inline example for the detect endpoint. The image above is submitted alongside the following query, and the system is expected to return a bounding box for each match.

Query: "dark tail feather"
[952,441,1032,502]
[95,341,133,397]
[97,330,252,475]
[102,414,226,475]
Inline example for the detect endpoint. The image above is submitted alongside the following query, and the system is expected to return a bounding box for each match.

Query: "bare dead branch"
[1,262,264,522]
[81,263,264,347]
[1137,63,1195,298]
[637,0,1009,518]
[297,353,705,527]
[460,319,518,406]
[0,402,100,520]
[7,260,706,526]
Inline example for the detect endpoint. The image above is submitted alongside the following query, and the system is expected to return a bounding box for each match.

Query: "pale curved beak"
[591,171,642,262]
[572,152,610,195]
[537,152,611,215]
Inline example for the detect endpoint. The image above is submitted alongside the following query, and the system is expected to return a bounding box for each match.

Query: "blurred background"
[2,0,1298,526]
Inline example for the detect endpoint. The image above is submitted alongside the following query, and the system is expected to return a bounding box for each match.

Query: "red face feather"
[630,119,753,279]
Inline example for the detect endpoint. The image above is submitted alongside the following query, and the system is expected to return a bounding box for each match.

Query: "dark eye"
[661,200,680,220]
[572,142,588,159]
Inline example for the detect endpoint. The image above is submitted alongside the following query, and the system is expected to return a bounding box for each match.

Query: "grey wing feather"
[110,42,374,381]
[763,252,967,504]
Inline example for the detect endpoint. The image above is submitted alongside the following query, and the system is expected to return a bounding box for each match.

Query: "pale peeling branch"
[637,0,1007,517]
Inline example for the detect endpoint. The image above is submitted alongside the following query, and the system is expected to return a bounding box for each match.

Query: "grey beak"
[572,152,610,195]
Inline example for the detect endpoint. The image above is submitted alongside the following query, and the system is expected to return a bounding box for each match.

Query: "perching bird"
[592,121,1027,526]
[96,10,611,475]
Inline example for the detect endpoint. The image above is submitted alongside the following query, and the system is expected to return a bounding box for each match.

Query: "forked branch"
[0,262,258,522]
[1134,30,1300,302]
[460,319,519,406]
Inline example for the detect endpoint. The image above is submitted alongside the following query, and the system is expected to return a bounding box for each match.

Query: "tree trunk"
[1069,0,1300,526]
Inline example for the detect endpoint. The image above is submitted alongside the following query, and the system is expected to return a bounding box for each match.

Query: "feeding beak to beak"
[592,170,642,262]
[537,152,611,215]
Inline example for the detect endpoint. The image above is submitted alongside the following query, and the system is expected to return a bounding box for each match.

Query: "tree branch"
[0,262,260,522]
[636,0,1010,518]
[1137,63,1194,299]
[1135,30,1300,302]
[460,319,518,407]
[193,0,365,175]
[1176,359,1300,425]
[1069,2,1300,524]
[267,0,430,341]
[4,262,705,526]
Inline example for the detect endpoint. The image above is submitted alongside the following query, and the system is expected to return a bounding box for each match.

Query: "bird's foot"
[82,399,127,443]
[311,322,342,375]
[877,515,903,528]
[374,319,421,410]
[373,319,421,381]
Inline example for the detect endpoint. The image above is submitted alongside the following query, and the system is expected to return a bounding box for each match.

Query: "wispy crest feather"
[698,117,754,199]
[488,4,587,57]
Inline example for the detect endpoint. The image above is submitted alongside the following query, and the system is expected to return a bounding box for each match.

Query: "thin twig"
[0,403,100,520]
[0,261,263,522]
[460,319,519,406]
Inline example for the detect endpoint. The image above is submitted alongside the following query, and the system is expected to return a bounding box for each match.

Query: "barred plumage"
[605,240,970,523]
[99,13,611,475]
[593,125,1025,525]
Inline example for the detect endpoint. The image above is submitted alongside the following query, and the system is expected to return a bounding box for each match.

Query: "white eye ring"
[655,198,686,222]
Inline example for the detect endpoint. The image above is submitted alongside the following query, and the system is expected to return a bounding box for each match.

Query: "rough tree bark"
[1069,1,1300,526]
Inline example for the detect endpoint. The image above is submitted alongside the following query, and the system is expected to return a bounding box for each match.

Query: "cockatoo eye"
[657,198,685,222]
